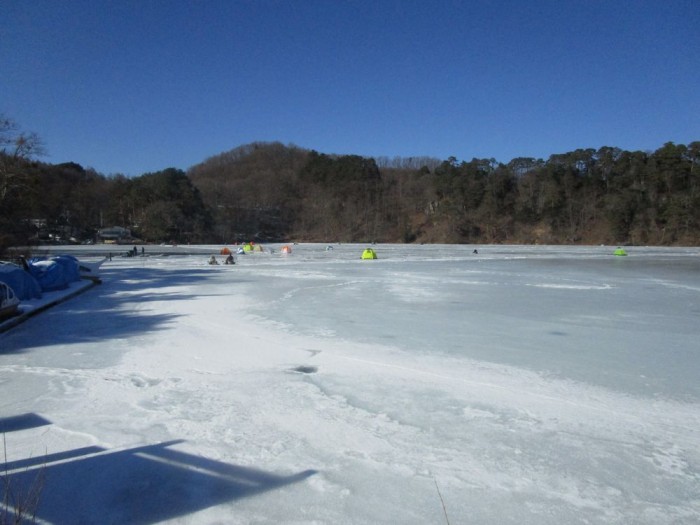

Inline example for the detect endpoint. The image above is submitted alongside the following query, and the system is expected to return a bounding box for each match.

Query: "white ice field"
[1,244,699,524]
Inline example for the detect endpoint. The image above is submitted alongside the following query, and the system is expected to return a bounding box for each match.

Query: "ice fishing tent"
[361,248,378,260]
[0,263,41,300]
[244,243,264,252]
[281,245,292,254]
[220,247,232,255]
[613,247,628,256]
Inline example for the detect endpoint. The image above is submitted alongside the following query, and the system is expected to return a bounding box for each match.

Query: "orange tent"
[220,247,232,255]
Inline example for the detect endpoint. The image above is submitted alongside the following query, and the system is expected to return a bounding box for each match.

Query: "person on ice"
[208,255,219,265]
[225,254,235,264]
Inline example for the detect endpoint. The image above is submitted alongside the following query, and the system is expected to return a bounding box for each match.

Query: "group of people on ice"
[208,254,235,265]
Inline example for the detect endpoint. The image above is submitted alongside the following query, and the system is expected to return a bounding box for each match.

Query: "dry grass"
[1,435,44,525]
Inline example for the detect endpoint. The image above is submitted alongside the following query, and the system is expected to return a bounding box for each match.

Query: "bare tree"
[0,115,46,203]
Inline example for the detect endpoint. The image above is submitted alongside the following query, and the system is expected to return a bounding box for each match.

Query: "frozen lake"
[1,244,699,523]
[239,244,700,401]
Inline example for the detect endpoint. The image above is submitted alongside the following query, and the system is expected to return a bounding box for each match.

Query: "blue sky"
[2,0,698,176]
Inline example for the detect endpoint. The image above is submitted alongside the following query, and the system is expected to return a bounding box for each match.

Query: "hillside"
[187,141,700,245]
[2,141,699,253]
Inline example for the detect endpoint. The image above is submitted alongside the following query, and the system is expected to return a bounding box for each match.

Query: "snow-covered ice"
[1,244,699,524]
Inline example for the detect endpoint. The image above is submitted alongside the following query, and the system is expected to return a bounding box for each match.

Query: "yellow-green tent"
[613,247,628,256]
[361,248,377,260]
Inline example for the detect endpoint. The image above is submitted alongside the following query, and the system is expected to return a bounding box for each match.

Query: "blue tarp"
[50,255,81,282]
[27,260,69,292]
[25,255,82,292]
[0,263,42,300]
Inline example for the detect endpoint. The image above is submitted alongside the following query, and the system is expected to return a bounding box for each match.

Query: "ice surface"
[1,244,699,524]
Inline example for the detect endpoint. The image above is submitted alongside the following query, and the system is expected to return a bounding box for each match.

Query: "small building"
[97,226,131,243]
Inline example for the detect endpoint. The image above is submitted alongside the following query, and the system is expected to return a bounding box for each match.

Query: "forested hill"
[2,140,699,253]
[188,141,700,246]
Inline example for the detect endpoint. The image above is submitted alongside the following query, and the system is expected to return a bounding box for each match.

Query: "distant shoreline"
[4,243,696,262]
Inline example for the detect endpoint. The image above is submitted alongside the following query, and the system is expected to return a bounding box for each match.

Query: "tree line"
[1,116,698,256]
